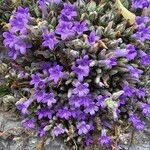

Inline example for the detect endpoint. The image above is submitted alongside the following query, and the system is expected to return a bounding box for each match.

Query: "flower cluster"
[132,0,150,9]
[3,0,150,149]
[3,7,32,59]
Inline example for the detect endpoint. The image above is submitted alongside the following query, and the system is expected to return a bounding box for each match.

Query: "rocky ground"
[0,94,150,150]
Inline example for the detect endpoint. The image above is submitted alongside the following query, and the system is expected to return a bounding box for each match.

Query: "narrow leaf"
[116,0,136,25]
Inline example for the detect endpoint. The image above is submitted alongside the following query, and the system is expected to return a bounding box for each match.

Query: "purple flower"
[52,124,65,136]
[38,0,48,18]
[72,81,89,97]
[136,16,150,25]
[57,107,71,120]
[42,32,59,50]
[122,85,135,97]
[3,32,17,48]
[142,103,150,116]
[30,74,45,89]
[132,0,150,9]
[16,98,34,114]
[77,121,91,135]
[38,127,46,137]
[140,54,150,65]
[79,96,93,107]
[127,65,143,78]
[129,115,145,130]
[56,21,75,40]
[133,24,150,42]
[22,118,35,129]
[71,108,87,120]
[14,37,31,54]
[37,108,52,119]
[42,92,57,106]
[69,95,81,108]
[87,31,100,45]
[3,32,32,59]
[72,65,90,81]
[60,3,77,21]
[135,87,146,98]
[34,90,45,102]
[85,136,93,146]
[10,16,28,34]
[84,102,99,115]
[16,6,29,16]
[76,55,91,66]
[114,44,137,61]
[99,129,112,147]
[96,95,107,108]
[99,58,117,69]
[73,21,88,35]
[48,0,61,4]
[40,62,52,71]
[48,65,65,83]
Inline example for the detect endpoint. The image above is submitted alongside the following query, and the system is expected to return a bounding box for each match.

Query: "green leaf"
[105,98,117,109]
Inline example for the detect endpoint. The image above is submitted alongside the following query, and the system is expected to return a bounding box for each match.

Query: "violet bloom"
[22,118,35,129]
[136,16,150,25]
[42,92,56,106]
[42,32,59,50]
[99,129,112,147]
[132,0,150,9]
[48,65,65,84]
[56,21,75,40]
[34,90,45,103]
[14,37,32,54]
[127,65,143,79]
[85,136,93,146]
[114,44,137,61]
[30,74,45,89]
[57,107,71,120]
[37,108,52,119]
[73,21,88,35]
[87,31,100,45]
[16,98,34,114]
[52,124,65,136]
[135,87,146,98]
[16,6,29,16]
[38,127,46,137]
[76,55,91,66]
[77,121,91,135]
[71,108,87,120]
[84,102,99,115]
[38,0,48,18]
[79,96,93,107]
[142,103,150,116]
[72,81,89,97]
[3,32,32,57]
[122,85,135,97]
[61,3,77,21]
[69,95,81,108]
[48,0,61,4]
[99,58,117,69]
[10,16,28,34]
[133,24,150,42]
[10,6,30,34]
[72,65,90,81]
[3,32,17,48]
[96,95,107,108]
[129,115,145,130]
[141,54,150,65]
